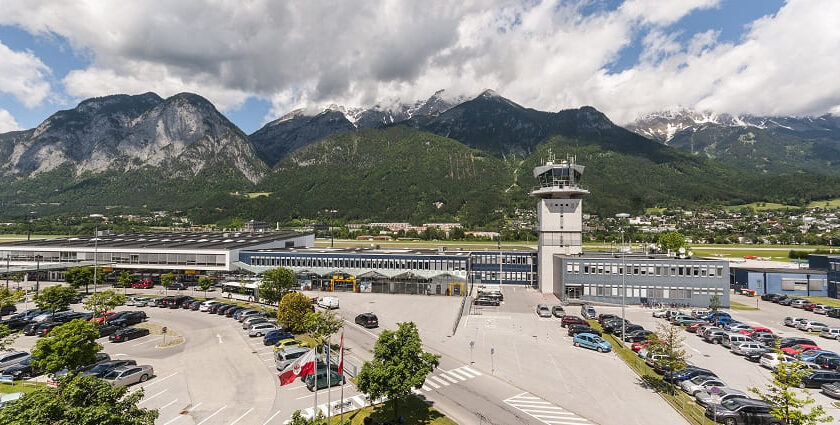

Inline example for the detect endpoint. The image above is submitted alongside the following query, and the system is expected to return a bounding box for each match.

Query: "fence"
[451,296,472,336]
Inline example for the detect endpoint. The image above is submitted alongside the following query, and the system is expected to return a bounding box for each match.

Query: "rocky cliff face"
[0,92,265,183]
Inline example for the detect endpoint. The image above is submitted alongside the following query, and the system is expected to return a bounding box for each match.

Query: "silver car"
[680,376,726,396]
[102,365,154,388]
[731,342,764,356]
[237,310,261,322]
[248,323,278,337]
[820,328,840,339]
[242,316,270,329]
[536,304,551,318]
[695,388,748,407]
[797,321,828,332]
[0,352,29,372]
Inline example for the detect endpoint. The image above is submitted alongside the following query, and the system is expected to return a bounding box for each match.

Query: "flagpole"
[313,346,318,414]
[340,332,345,424]
[327,341,332,420]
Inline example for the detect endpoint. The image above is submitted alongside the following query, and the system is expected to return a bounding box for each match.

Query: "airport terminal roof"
[245,246,475,256]
[0,231,311,251]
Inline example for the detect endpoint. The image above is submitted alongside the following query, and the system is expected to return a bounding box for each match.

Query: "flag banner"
[278,349,317,385]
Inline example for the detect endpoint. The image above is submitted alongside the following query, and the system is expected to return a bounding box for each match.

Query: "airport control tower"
[530,153,588,293]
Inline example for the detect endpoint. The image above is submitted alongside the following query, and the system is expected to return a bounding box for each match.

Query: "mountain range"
[2,90,839,225]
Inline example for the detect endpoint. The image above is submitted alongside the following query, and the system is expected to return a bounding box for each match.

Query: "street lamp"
[35,255,42,294]
[89,214,105,295]
[615,213,630,345]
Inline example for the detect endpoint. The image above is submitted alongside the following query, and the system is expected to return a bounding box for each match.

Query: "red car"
[781,343,820,356]
[740,326,772,337]
[561,316,587,328]
[131,279,154,289]
[686,322,703,333]
[803,303,817,311]
[631,341,648,352]
[89,311,116,324]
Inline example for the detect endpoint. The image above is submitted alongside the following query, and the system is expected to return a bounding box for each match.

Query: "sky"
[1,0,837,135]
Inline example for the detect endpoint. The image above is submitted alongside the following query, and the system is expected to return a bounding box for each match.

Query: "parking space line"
[196,405,227,425]
[352,395,368,407]
[262,409,284,425]
[159,398,179,410]
[229,407,254,425]
[142,372,178,388]
[162,416,182,425]
[131,337,163,347]
[138,388,168,405]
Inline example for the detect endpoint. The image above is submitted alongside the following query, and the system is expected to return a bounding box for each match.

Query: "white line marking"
[430,376,450,386]
[351,395,368,407]
[422,385,432,391]
[462,366,482,375]
[138,388,167,405]
[159,399,179,410]
[439,374,458,383]
[142,372,178,388]
[531,413,581,419]
[426,381,440,389]
[509,400,552,405]
[131,337,162,347]
[284,384,306,391]
[217,333,223,344]
[229,407,254,425]
[196,406,227,425]
[261,409,283,425]
[444,371,466,381]
[447,369,472,379]
[161,416,182,425]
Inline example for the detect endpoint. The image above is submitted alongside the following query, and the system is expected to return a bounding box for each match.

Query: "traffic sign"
[710,386,721,395]
[162,327,168,334]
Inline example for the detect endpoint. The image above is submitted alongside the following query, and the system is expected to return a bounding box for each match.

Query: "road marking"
[429,376,450,386]
[159,399,179,410]
[284,384,306,391]
[131,337,162,347]
[138,388,168,405]
[352,395,368,407]
[262,409,283,425]
[229,407,254,425]
[343,319,379,338]
[504,392,590,425]
[161,403,200,425]
[422,385,432,391]
[426,380,440,389]
[439,373,459,383]
[447,368,473,379]
[196,405,227,425]
[461,366,483,376]
[142,372,178,388]
[162,416,182,425]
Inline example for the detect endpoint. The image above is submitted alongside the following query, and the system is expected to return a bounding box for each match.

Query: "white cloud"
[0,0,836,124]
[0,41,52,108]
[0,108,21,132]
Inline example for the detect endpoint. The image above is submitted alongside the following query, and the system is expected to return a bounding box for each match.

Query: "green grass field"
[0,381,43,394]
[804,297,840,308]
[724,197,840,211]
[330,396,457,425]
[0,234,64,242]
[729,300,759,311]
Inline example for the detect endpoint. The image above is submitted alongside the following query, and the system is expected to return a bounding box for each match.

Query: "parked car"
[243,317,270,329]
[354,313,379,328]
[1,356,41,380]
[744,347,774,363]
[731,342,765,356]
[572,333,611,353]
[568,325,601,337]
[263,329,294,346]
[225,307,245,318]
[783,317,804,327]
[36,322,60,337]
[0,352,30,372]
[237,310,262,322]
[305,367,345,391]
[704,329,729,344]
[751,332,780,348]
[551,306,566,318]
[317,296,339,309]
[704,398,782,425]
[663,367,716,384]
[739,326,771,337]
[536,305,552,318]
[89,311,116,324]
[272,338,301,351]
[98,324,120,338]
[722,333,752,349]
[109,311,147,328]
[803,302,818,311]
[200,300,220,312]
[0,392,24,408]
[822,382,840,399]
[781,344,821,356]
[149,298,166,308]
[188,300,202,310]
[814,357,840,371]
[109,327,150,343]
[275,346,310,371]
[695,387,748,408]
[779,337,816,348]
[800,371,840,388]
[804,351,840,364]
[133,297,152,307]
[560,316,586,328]
[791,299,809,308]
[81,360,138,378]
[760,293,779,301]
[760,352,794,370]
[681,376,727,396]
[102,365,154,388]
[828,308,840,318]
[216,304,235,315]
[797,321,828,332]
[131,280,154,289]
[474,296,500,306]
[249,323,279,337]
[580,305,596,319]
[624,329,654,343]
[652,310,668,318]
[778,297,797,306]
[813,305,832,315]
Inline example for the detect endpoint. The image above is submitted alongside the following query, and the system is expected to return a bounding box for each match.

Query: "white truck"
[317,296,339,310]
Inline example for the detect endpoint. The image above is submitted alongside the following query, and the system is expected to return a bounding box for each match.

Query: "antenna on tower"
[547,148,555,164]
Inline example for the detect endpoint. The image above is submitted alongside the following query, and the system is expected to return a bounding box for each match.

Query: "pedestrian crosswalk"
[504,392,591,425]
[412,365,483,394]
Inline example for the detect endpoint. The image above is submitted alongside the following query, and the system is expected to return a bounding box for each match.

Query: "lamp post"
[616,213,630,345]
[35,255,42,294]
[5,256,8,290]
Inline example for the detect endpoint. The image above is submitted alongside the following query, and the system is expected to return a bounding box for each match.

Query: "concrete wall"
[743,270,827,297]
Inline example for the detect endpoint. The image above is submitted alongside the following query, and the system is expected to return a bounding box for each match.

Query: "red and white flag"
[278,348,317,386]
[338,332,344,374]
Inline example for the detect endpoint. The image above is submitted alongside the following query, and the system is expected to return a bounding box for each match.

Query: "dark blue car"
[263,330,295,346]
[664,367,717,383]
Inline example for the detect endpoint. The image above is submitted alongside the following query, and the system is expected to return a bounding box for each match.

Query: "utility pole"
[616,213,630,344]
[35,255,41,294]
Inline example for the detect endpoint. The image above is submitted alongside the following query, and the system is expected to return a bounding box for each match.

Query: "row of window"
[248,256,468,272]
[582,285,725,299]
[567,262,724,279]
[474,271,534,282]
[1,250,226,266]
[471,254,535,265]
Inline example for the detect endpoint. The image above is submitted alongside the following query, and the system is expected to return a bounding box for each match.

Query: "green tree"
[750,354,833,425]
[31,319,102,374]
[356,322,440,420]
[116,270,135,289]
[277,292,313,333]
[658,232,687,253]
[0,373,158,425]
[83,290,126,317]
[708,294,721,311]
[64,267,103,293]
[260,267,297,305]
[198,276,214,299]
[161,273,174,296]
[10,273,23,290]
[304,310,343,351]
[34,285,78,319]
[648,322,688,395]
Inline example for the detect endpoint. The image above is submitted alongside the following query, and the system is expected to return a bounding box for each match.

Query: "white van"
[721,333,750,349]
[317,297,339,310]
[275,346,310,371]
